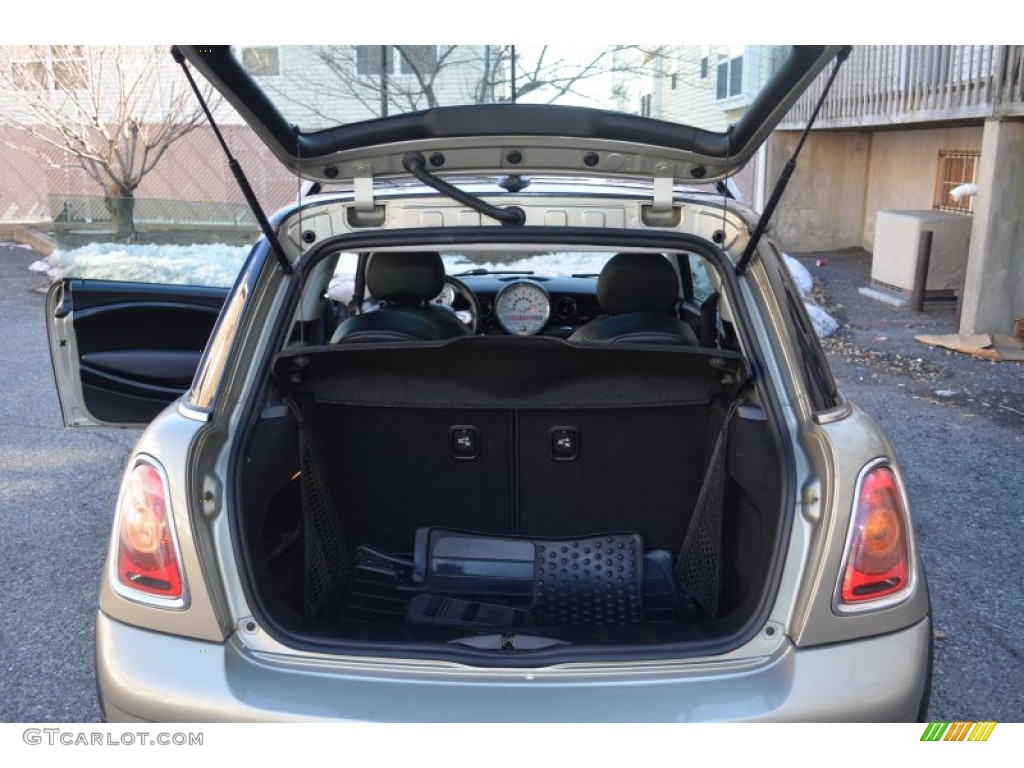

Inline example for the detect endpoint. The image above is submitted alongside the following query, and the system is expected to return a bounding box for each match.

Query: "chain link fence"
[0,124,295,247]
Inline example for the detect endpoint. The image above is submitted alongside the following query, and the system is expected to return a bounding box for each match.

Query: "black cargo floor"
[341,528,688,629]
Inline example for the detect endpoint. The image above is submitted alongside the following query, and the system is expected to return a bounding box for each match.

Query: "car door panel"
[47,279,227,427]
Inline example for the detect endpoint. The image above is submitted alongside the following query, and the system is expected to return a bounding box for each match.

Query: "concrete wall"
[766,125,985,253]
[766,130,870,252]
[959,118,1024,335]
[861,125,982,248]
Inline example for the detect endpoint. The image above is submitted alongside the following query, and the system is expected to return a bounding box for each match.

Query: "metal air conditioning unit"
[871,210,972,300]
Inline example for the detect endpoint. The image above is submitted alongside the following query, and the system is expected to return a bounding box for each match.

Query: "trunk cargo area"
[237,338,787,655]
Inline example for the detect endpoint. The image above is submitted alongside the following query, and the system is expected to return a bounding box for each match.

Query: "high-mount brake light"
[836,463,914,612]
[112,458,187,607]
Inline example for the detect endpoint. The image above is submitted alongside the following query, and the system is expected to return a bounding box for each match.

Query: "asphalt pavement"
[0,244,140,721]
[0,242,1020,722]
[791,248,1023,722]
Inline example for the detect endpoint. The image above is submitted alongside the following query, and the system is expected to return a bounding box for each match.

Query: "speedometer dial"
[494,281,551,336]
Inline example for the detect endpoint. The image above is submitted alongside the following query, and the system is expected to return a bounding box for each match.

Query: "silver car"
[47,45,931,721]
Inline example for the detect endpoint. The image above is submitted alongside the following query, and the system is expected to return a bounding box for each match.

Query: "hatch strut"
[735,46,851,276]
[170,46,293,275]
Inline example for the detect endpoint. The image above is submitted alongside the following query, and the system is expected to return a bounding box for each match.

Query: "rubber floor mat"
[341,529,686,629]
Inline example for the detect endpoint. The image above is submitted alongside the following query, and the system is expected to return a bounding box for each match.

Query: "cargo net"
[286,399,351,618]
[674,404,735,619]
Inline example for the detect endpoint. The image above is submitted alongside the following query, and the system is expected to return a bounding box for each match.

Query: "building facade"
[770,45,1024,336]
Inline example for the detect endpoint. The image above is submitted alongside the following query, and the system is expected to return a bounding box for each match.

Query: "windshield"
[230,45,790,134]
[327,250,617,304]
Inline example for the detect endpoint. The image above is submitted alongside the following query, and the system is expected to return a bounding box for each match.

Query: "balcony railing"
[780,45,1024,130]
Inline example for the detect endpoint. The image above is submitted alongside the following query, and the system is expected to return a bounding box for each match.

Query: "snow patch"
[782,254,814,296]
[783,253,838,339]
[46,243,250,287]
[803,302,839,339]
[441,251,612,276]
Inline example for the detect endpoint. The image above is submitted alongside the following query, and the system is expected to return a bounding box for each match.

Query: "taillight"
[112,458,187,607]
[836,463,914,612]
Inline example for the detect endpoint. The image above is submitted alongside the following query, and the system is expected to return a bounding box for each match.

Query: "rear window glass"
[231,45,791,135]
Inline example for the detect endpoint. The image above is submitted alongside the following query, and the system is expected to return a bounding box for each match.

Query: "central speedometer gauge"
[494,281,551,336]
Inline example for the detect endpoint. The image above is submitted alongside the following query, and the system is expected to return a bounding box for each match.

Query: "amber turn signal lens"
[839,466,910,606]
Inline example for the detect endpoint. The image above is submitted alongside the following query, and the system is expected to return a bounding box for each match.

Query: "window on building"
[716,56,743,99]
[50,45,87,90]
[933,150,980,214]
[13,45,88,91]
[12,60,47,90]
[700,57,708,79]
[397,46,438,76]
[640,93,652,117]
[241,46,280,77]
[356,45,393,76]
[670,73,678,90]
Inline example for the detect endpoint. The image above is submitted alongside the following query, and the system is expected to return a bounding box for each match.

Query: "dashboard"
[435,274,603,338]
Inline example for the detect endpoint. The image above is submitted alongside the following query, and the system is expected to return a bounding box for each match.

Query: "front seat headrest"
[597,253,679,315]
[365,251,445,304]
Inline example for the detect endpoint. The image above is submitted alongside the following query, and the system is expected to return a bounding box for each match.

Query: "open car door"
[46,279,226,427]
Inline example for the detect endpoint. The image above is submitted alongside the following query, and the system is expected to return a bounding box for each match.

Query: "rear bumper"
[97,610,931,722]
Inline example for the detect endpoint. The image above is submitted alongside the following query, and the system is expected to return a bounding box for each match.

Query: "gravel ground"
[790,248,1023,722]
[795,248,1024,429]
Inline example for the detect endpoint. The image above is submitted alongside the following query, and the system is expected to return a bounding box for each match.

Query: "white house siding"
[654,46,787,134]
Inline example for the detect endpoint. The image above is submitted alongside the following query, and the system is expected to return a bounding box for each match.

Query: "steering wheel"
[444,275,482,334]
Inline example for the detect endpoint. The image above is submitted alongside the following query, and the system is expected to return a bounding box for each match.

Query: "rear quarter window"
[686,253,716,304]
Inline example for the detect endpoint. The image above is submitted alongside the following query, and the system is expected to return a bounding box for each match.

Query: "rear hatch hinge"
[345,163,388,228]
[353,163,375,212]
[641,162,681,227]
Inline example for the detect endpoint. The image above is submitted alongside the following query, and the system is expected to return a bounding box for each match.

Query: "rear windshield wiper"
[403,152,526,226]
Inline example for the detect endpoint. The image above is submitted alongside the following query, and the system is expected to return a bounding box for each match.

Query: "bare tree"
[257,45,669,128]
[0,45,210,242]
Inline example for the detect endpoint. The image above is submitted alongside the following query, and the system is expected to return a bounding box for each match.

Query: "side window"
[188,251,261,411]
[686,253,716,304]
[765,244,839,411]
[327,252,360,307]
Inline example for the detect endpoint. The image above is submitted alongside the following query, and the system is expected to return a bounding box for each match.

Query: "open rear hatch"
[175,45,845,185]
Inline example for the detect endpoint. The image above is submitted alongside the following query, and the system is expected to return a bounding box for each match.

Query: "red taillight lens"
[839,465,911,606]
[115,460,184,603]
